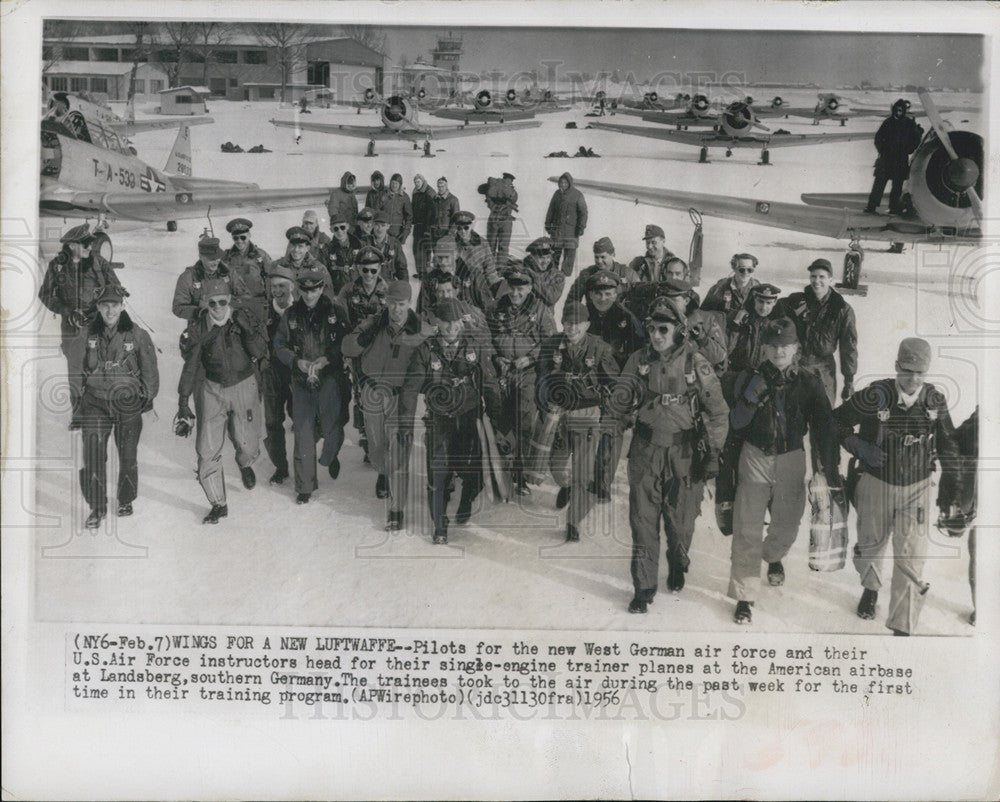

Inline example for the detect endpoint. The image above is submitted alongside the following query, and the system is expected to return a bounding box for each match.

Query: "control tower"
[432,31,463,74]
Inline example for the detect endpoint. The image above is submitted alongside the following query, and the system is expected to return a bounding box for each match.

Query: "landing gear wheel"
[840,118,846,127]
[758,148,771,166]
[698,147,709,164]
[166,220,178,232]
[422,140,434,158]
[365,140,377,157]
[888,241,905,254]
[725,149,733,158]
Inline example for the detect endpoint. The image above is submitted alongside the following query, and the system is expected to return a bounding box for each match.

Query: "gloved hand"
[67,308,87,329]
[177,397,195,421]
[742,374,769,405]
[841,378,854,401]
[759,360,785,387]
[687,321,705,342]
[844,434,886,468]
[356,322,377,348]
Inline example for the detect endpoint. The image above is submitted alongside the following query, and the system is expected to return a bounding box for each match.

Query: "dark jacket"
[342,308,428,389]
[171,261,248,320]
[544,172,588,248]
[273,294,352,386]
[537,332,619,412]
[730,364,839,483]
[566,260,639,304]
[400,333,502,422]
[337,275,388,328]
[383,189,413,243]
[40,251,122,337]
[701,275,760,318]
[454,230,501,289]
[365,171,388,211]
[488,292,557,383]
[834,378,959,487]
[627,251,677,284]
[82,312,159,413]
[521,254,565,309]
[411,182,436,239]
[223,242,272,319]
[585,299,646,370]
[431,192,461,240]
[318,233,362,294]
[783,286,858,380]
[367,234,409,282]
[726,307,783,375]
[417,266,493,319]
[178,307,267,397]
[612,340,728,453]
[479,177,518,219]
[326,171,359,226]
[874,114,924,179]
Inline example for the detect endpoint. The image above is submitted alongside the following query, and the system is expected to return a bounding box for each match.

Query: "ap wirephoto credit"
[3,2,998,800]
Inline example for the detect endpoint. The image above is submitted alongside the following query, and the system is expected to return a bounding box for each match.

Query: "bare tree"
[125,23,154,107]
[157,23,196,87]
[337,25,387,56]
[189,22,234,87]
[250,23,312,104]
[42,19,83,75]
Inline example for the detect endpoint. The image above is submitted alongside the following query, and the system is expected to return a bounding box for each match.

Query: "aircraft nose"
[946,157,979,191]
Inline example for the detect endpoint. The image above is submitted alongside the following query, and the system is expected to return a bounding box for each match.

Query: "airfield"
[30,88,983,635]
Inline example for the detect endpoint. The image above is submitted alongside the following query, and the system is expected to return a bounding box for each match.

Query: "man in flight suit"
[835,337,960,635]
[223,217,272,322]
[701,253,762,342]
[864,99,924,215]
[611,298,728,612]
[261,265,297,485]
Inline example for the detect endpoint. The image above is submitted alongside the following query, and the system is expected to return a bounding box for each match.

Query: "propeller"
[506,88,518,103]
[722,102,770,135]
[919,89,983,220]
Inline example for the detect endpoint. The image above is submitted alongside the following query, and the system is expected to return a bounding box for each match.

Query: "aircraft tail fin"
[164,125,193,177]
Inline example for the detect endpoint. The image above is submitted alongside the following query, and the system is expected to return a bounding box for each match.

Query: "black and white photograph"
[3,1,998,799]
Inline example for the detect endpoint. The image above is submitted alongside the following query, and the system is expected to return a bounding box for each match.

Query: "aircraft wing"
[800,193,872,211]
[555,177,979,244]
[40,182,335,224]
[108,116,214,134]
[764,130,876,147]
[428,107,536,122]
[588,122,712,144]
[271,117,541,140]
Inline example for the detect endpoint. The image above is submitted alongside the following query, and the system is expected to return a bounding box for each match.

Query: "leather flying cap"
[561,301,590,323]
[434,298,464,322]
[643,224,665,240]
[357,207,375,221]
[761,317,798,347]
[356,246,383,265]
[385,280,412,302]
[896,337,931,372]
[592,236,615,255]
[267,265,297,283]
[302,210,319,223]
[202,277,232,297]
[807,258,833,274]
[526,236,554,255]
[198,237,223,258]
[60,223,96,245]
[226,218,252,235]
[95,284,129,304]
[285,226,311,244]
[752,283,781,300]
[586,268,620,290]
[296,267,326,289]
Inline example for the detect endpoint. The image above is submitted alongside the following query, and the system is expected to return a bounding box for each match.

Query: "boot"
[375,474,389,499]
[628,594,648,614]
[733,600,753,624]
[296,493,311,505]
[667,563,686,592]
[555,486,571,510]
[767,560,785,587]
[856,588,878,620]
[385,510,403,531]
[203,504,228,524]
[455,489,474,525]
[117,502,133,517]
[328,457,340,480]
[84,509,105,529]
[565,523,580,542]
[433,517,449,545]
[269,467,289,485]
[515,479,532,496]
[240,466,256,490]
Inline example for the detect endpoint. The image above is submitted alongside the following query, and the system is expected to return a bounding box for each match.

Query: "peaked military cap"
[356,246,383,265]
[285,226,311,244]
[385,280,412,302]
[60,224,95,245]
[95,284,129,304]
[296,267,326,289]
[226,218,252,235]
[896,337,931,372]
[752,283,781,300]
[586,269,620,290]
[562,302,590,323]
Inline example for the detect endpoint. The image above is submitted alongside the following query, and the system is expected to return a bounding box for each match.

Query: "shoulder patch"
[697,362,712,377]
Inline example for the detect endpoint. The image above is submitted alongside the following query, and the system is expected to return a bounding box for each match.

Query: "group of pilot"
[41,186,974,633]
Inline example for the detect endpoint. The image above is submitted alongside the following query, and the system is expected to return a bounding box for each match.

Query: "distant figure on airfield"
[544,172,588,276]
[864,98,924,216]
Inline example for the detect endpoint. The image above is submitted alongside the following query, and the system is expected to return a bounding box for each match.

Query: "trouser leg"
[263,381,290,473]
[317,375,345,467]
[728,444,775,601]
[595,421,625,495]
[455,411,482,497]
[549,419,571,489]
[195,381,230,505]
[80,395,113,513]
[628,440,665,594]
[559,247,577,277]
[568,423,599,527]
[291,383,319,494]
[853,472,893,590]
[427,423,452,530]
[867,172,889,210]
[514,379,536,479]
[487,216,499,258]
[496,218,513,262]
[888,177,905,213]
[226,375,262,469]
[761,449,807,564]
[366,406,388,474]
[62,332,88,411]
[664,477,703,572]
[885,479,931,634]
[387,413,410,515]
[969,526,976,611]
[113,413,143,506]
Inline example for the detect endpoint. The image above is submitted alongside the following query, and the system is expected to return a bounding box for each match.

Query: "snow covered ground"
[31,92,982,634]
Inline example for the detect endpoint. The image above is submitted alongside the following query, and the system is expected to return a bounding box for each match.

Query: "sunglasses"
[233,234,249,241]
[360,267,380,275]
[646,324,673,336]
[207,298,230,308]
[332,224,349,231]
[736,267,755,274]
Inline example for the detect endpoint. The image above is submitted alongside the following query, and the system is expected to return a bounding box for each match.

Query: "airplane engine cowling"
[543,89,553,101]
[826,97,839,111]
[908,130,984,230]
[647,91,658,103]
[381,95,414,128]
[506,88,518,103]
[474,90,493,111]
[692,94,710,113]
[364,88,377,103]
[720,102,756,136]
[772,96,784,108]
[417,87,427,100]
